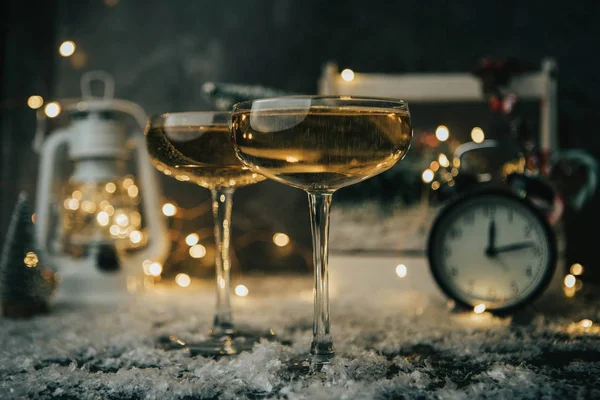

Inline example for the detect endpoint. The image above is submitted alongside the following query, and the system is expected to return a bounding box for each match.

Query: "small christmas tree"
[0,192,55,318]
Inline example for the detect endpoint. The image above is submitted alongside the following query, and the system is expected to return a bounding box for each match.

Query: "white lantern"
[33,71,170,302]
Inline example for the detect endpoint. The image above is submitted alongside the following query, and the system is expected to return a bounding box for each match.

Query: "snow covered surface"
[1,269,599,399]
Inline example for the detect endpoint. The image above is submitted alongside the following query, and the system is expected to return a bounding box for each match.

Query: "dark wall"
[2,0,600,275]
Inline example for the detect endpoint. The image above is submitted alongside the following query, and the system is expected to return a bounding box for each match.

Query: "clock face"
[428,190,557,311]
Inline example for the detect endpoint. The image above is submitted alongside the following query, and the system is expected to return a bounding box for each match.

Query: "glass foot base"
[156,327,288,357]
[286,353,334,376]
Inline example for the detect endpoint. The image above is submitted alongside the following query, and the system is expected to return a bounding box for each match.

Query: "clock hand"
[493,242,536,254]
[485,219,496,256]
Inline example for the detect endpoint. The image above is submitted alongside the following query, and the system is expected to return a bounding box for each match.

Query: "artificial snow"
[1,272,599,399]
[1,204,598,399]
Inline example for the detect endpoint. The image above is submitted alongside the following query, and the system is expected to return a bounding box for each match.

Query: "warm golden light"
[341,69,355,82]
[142,259,152,275]
[127,185,139,198]
[67,198,80,210]
[31,213,36,224]
[97,211,109,226]
[81,200,96,213]
[438,153,450,168]
[435,125,449,141]
[185,233,199,246]
[162,203,176,216]
[580,319,593,328]
[286,156,299,163]
[570,263,584,276]
[453,157,461,168]
[564,274,576,288]
[115,213,129,227]
[429,161,440,172]
[44,102,61,118]
[431,181,440,190]
[59,40,76,57]
[109,225,120,236]
[175,273,191,288]
[473,304,486,314]
[27,95,44,109]
[148,262,162,277]
[235,284,249,297]
[24,252,39,268]
[471,127,485,143]
[105,182,116,193]
[129,230,142,244]
[122,178,134,188]
[422,169,434,183]
[273,233,290,247]
[189,244,207,259]
[395,264,407,278]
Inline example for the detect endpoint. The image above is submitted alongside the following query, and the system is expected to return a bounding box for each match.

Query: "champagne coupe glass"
[231,96,412,367]
[145,111,272,357]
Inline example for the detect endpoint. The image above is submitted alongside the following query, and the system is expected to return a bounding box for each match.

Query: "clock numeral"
[449,227,462,239]
[511,281,519,295]
[464,213,475,224]
[524,224,533,237]
[525,266,533,277]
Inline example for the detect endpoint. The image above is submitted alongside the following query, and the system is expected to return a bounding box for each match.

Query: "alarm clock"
[427,188,557,312]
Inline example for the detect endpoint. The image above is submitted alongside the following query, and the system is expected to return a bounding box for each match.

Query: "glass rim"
[148,111,231,128]
[232,95,408,112]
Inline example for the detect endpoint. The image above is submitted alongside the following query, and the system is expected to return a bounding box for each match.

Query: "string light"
[341,69,355,82]
[438,153,450,168]
[105,182,116,193]
[59,40,76,57]
[580,319,593,328]
[570,263,584,276]
[24,252,39,268]
[422,169,434,183]
[27,95,44,109]
[185,233,199,246]
[431,181,440,190]
[235,284,249,297]
[273,233,290,247]
[189,244,206,258]
[395,264,407,278]
[148,262,162,277]
[473,304,486,314]
[96,211,109,226]
[44,102,61,118]
[162,203,176,216]
[471,127,485,143]
[564,274,576,288]
[175,273,191,288]
[429,161,440,172]
[129,230,142,244]
[435,125,449,141]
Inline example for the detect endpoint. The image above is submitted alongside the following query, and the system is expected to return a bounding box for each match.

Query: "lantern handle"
[81,70,115,99]
[35,128,71,268]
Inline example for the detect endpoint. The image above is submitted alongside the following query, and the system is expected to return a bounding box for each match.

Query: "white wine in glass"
[231,96,412,368]
[146,112,269,357]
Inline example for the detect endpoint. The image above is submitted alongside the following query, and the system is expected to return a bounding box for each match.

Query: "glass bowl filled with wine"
[145,111,271,357]
[231,96,412,369]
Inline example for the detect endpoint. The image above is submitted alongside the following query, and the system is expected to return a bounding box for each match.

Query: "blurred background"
[1,0,600,286]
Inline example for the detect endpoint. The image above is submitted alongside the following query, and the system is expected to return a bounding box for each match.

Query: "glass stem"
[211,187,235,335]
[308,191,335,362]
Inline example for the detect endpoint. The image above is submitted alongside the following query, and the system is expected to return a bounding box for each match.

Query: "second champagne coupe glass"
[145,111,271,356]
[231,96,412,367]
